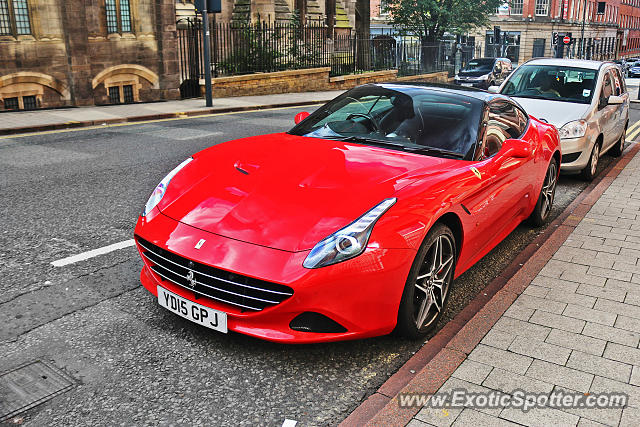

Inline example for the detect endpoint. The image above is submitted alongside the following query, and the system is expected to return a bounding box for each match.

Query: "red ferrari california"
[134,83,560,343]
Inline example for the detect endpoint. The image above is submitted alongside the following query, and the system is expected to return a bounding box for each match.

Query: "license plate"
[461,83,473,87]
[157,286,228,333]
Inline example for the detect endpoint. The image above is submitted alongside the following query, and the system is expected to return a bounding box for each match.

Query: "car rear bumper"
[134,211,416,343]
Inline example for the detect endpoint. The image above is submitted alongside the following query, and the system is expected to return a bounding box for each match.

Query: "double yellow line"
[627,119,640,141]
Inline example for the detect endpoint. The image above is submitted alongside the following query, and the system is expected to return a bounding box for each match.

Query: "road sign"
[563,35,571,45]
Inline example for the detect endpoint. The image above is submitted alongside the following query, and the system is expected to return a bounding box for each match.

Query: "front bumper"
[559,135,594,171]
[454,78,489,89]
[134,211,416,343]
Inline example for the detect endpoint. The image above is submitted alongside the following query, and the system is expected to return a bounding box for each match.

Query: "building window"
[108,86,120,104]
[532,38,546,57]
[22,95,37,110]
[123,85,134,103]
[0,0,31,36]
[535,0,550,15]
[105,0,132,33]
[511,0,523,14]
[3,97,18,110]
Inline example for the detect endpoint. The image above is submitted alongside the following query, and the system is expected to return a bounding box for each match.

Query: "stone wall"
[0,0,180,109]
[208,68,449,97]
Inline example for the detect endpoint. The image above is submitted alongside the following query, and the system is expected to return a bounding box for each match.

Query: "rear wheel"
[396,224,456,339]
[580,141,600,181]
[610,127,626,157]
[529,159,558,227]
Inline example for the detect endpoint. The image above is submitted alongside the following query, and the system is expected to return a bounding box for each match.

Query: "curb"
[0,99,331,137]
[341,142,640,427]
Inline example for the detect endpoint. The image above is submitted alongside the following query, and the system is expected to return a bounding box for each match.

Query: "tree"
[385,0,504,43]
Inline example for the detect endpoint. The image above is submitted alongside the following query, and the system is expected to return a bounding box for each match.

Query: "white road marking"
[282,420,297,427]
[51,239,135,267]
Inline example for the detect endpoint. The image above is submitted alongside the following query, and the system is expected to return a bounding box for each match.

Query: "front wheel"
[396,223,456,339]
[529,159,558,227]
[580,141,600,181]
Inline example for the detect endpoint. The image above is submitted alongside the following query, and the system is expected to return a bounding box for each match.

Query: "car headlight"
[142,157,193,217]
[303,198,397,269]
[559,120,588,139]
[478,74,490,80]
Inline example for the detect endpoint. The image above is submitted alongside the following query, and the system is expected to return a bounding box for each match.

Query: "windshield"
[288,85,484,159]
[501,64,598,104]
[462,59,495,72]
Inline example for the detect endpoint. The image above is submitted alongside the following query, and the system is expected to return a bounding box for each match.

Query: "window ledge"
[16,34,36,41]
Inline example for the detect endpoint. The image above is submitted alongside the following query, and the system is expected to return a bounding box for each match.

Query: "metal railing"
[176,18,479,96]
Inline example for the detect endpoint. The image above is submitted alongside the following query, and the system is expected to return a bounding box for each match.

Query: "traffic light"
[494,26,501,44]
[194,0,221,13]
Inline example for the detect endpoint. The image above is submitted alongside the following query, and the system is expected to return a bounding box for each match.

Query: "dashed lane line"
[51,239,135,267]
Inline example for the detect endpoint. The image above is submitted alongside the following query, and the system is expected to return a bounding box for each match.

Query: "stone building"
[0,0,180,110]
[175,0,360,32]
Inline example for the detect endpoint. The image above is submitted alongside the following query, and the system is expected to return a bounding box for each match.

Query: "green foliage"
[385,0,504,42]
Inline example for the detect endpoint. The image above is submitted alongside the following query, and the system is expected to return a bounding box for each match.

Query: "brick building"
[369,0,625,64]
[475,0,620,64]
[0,0,180,110]
[619,0,640,57]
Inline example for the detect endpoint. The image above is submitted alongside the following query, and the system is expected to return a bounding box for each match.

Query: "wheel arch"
[433,212,464,260]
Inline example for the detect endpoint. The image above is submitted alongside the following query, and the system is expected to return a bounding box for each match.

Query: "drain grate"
[0,360,75,421]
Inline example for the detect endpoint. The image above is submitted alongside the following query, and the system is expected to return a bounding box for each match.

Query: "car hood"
[159,133,453,252]
[510,97,592,128]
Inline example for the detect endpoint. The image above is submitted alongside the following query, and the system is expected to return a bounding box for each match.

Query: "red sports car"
[134,83,560,343]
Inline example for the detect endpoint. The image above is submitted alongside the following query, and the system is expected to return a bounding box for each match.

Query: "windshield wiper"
[321,134,407,149]
[402,146,465,159]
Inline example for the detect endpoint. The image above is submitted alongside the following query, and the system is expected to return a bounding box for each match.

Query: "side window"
[479,101,521,159]
[612,68,626,94]
[600,72,613,107]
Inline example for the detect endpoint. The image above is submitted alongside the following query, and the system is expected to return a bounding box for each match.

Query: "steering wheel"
[346,113,381,132]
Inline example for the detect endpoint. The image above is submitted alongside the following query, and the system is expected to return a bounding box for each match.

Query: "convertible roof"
[372,82,508,103]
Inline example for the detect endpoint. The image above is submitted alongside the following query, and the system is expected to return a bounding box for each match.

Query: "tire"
[610,127,625,157]
[529,159,558,227]
[580,140,601,181]
[396,223,457,339]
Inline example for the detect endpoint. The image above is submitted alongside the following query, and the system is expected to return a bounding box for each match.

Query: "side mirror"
[502,139,531,158]
[608,95,624,105]
[487,85,500,93]
[294,111,310,124]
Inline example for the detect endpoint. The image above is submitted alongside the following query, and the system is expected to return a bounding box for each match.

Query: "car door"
[462,100,532,257]
[597,70,617,150]
[610,67,629,139]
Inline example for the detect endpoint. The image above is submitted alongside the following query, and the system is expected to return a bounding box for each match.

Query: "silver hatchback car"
[491,58,628,180]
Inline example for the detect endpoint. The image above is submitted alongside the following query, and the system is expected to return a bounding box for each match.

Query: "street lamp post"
[580,0,587,58]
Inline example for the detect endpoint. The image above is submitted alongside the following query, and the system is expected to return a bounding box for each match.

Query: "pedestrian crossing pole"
[202,7,213,107]
[195,0,221,107]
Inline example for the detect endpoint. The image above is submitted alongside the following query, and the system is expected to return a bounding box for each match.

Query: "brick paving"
[407,149,640,427]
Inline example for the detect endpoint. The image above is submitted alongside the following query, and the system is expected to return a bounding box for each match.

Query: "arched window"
[105,0,132,34]
[0,0,31,36]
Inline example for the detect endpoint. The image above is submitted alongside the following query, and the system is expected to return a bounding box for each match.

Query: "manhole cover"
[0,360,75,421]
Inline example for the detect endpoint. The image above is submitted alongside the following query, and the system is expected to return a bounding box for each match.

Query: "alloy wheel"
[413,234,454,330]
[540,161,557,220]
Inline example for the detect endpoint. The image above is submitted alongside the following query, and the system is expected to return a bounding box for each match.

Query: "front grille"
[136,236,294,312]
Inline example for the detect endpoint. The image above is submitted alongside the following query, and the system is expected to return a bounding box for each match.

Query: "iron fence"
[176,18,480,96]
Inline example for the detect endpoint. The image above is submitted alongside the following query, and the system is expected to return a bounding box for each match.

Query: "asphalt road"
[0,103,638,426]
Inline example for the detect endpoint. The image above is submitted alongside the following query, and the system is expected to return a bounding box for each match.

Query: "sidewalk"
[346,144,640,427]
[0,91,343,135]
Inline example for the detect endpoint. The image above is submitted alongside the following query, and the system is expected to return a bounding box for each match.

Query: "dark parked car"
[454,58,513,89]
[628,61,640,77]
